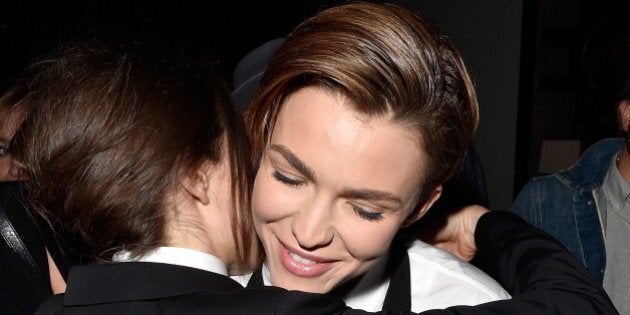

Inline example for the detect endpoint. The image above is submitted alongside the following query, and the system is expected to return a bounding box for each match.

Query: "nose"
[291,195,334,250]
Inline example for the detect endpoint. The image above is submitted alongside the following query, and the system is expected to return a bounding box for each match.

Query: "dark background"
[2,0,629,210]
[0,1,342,91]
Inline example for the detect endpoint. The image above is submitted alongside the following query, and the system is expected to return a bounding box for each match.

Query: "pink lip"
[277,240,334,278]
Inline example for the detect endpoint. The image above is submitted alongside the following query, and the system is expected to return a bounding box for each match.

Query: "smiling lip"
[277,240,334,278]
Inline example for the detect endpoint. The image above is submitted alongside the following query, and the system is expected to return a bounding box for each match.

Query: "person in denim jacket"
[513,20,630,313]
[512,137,622,282]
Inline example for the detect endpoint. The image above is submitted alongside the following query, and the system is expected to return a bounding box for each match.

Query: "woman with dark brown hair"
[14,40,258,271]
[11,38,270,312]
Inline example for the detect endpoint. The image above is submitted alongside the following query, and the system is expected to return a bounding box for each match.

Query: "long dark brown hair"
[12,39,258,264]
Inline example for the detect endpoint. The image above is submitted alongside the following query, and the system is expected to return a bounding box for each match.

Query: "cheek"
[341,217,403,263]
[252,168,293,225]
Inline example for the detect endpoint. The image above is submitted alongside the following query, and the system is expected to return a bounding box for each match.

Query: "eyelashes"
[272,169,384,221]
[272,170,305,186]
[351,204,383,221]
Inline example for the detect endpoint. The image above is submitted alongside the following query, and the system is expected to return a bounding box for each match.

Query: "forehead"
[274,86,418,140]
[271,87,426,199]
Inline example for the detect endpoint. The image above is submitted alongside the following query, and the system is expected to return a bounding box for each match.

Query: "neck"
[166,208,243,275]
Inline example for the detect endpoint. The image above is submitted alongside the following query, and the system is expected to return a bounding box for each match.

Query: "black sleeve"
[414,211,618,315]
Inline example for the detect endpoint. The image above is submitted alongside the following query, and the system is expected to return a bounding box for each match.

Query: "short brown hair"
[247,2,478,206]
[13,39,257,263]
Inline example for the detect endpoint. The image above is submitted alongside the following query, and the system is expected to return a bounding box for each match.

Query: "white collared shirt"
[344,240,511,312]
[112,246,228,276]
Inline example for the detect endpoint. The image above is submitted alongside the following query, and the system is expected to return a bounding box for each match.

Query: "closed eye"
[273,170,305,187]
[351,204,383,221]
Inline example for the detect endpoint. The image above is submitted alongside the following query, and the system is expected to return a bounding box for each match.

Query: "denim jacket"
[512,138,624,283]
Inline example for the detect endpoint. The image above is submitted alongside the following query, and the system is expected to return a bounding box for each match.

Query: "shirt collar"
[112,246,228,276]
[261,262,272,285]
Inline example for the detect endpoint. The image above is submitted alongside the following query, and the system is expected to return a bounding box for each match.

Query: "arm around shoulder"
[344,210,616,314]
[393,211,617,315]
[468,211,616,314]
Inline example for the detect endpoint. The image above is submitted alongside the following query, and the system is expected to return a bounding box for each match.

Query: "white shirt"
[112,246,228,276]
[232,240,511,312]
[344,240,511,312]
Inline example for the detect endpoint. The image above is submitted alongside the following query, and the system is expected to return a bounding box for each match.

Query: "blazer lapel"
[381,236,411,311]
[246,266,265,288]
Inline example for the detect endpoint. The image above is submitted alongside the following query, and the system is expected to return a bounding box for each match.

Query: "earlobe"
[181,171,210,205]
[402,185,443,227]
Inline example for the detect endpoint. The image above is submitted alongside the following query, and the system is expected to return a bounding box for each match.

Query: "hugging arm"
[415,210,617,315]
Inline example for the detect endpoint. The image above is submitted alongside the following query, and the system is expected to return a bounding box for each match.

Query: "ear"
[180,170,210,205]
[619,99,630,132]
[402,185,442,227]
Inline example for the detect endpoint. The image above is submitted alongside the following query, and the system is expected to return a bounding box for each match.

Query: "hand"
[416,205,489,261]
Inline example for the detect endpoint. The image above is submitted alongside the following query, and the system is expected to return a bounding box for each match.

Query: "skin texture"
[46,251,66,294]
[417,205,488,261]
[174,150,249,275]
[252,87,441,293]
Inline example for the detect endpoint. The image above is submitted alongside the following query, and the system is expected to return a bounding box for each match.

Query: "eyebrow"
[270,144,316,181]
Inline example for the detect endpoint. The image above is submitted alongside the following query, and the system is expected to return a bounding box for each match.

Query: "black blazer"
[35,262,355,315]
[34,212,617,315]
